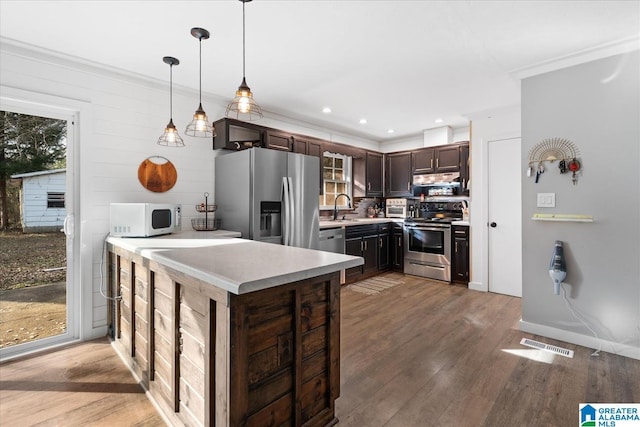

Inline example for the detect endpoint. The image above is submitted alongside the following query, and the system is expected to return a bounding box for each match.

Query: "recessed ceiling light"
[359,118,367,124]
[387,129,395,134]
[435,118,443,124]
[322,107,331,113]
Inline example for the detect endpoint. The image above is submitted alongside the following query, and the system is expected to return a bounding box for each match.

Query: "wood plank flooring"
[1,272,638,426]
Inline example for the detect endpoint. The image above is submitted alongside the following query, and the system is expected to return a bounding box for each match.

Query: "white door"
[488,138,522,297]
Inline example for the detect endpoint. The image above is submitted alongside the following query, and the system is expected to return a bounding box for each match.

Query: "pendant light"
[158,56,185,147]
[226,0,263,120]
[185,27,215,137]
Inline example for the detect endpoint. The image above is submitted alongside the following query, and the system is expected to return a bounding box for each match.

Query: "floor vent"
[520,338,574,358]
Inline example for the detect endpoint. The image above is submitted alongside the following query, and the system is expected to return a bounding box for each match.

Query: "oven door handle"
[405,226,449,232]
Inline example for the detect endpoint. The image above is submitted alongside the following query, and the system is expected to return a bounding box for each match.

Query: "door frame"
[0,87,84,361]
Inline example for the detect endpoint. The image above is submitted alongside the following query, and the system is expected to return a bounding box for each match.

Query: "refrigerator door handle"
[287,176,295,246]
[282,177,290,246]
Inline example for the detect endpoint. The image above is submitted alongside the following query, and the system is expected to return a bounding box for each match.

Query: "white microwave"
[109,203,181,237]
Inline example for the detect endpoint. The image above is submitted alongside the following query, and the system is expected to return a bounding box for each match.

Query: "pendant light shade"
[226,0,263,120]
[185,27,215,137]
[158,56,185,147]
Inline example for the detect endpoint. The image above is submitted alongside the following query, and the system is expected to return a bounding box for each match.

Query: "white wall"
[520,51,640,359]
[0,39,379,342]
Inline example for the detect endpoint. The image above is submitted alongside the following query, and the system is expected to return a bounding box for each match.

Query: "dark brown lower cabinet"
[391,224,404,272]
[452,225,470,284]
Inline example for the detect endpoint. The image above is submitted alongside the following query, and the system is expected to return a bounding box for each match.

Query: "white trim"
[468,281,487,292]
[519,320,640,361]
[510,35,640,80]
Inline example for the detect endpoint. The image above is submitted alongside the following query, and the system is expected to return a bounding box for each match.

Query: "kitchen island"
[107,231,362,427]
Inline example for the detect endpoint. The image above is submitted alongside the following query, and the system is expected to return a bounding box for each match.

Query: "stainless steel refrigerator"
[214,147,320,249]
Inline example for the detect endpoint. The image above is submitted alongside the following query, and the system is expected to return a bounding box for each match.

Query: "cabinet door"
[213,118,263,150]
[412,148,434,173]
[365,152,383,196]
[378,233,389,271]
[452,226,469,283]
[459,143,470,196]
[345,238,363,281]
[386,152,412,197]
[264,130,292,151]
[434,145,460,172]
[362,235,378,275]
[391,231,404,271]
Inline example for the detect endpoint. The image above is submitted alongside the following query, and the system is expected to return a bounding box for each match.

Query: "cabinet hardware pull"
[430,158,433,169]
[407,182,410,191]
[379,237,383,248]
[398,238,402,247]
[436,158,439,169]
[360,241,363,251]
[368,182,371,191]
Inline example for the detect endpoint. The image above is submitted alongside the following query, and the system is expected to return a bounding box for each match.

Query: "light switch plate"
[537,193,556,208]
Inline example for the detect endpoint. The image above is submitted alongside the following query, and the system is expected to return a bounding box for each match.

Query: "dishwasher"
[318,227,345,254]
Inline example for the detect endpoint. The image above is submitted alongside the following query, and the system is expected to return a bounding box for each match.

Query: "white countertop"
[107,231,363,295]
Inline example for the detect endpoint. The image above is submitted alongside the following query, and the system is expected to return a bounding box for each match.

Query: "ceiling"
[1,1,639,142]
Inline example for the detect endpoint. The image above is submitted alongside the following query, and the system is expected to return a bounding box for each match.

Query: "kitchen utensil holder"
[191,192,220,231]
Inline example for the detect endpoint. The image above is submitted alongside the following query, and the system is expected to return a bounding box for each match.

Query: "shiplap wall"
[0,39,378,341]
[18,171,66,231]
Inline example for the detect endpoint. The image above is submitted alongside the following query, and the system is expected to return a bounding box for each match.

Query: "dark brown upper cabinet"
[434,145,460,172]
[411,148,435,174]
[365,152,383,197]
[385,151,412,197]
[212,118,263,150]
[264,129,292,151]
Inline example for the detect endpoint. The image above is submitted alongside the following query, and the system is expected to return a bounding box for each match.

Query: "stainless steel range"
[403,199,465,281]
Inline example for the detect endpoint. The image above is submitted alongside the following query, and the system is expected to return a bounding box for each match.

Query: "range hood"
[413,172,460,185]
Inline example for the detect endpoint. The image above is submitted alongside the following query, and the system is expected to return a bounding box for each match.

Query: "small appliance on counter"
[385,198,408,218]
[109,203,181,237]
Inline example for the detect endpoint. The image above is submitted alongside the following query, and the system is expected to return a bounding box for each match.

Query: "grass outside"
[0,231,66,291]
[0,231,67,348]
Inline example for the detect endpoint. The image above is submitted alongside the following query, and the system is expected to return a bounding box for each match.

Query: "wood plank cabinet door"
[386,152,412,197]
[434,145,460,172]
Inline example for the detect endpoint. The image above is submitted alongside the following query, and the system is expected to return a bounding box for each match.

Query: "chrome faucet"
[333,193,352,220]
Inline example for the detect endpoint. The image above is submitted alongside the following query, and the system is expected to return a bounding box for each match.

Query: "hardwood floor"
[1,272,638,426]
[0,339,164,426]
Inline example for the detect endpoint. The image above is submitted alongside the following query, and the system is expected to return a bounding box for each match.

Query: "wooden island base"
[109,245,341,427]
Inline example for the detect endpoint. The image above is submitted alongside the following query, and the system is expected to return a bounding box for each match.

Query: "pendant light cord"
[242,0,246,79]
[169,63,173,120]
[198,37,203,104]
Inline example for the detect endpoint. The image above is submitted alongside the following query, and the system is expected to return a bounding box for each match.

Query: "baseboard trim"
[468,281,487,292]
[519,320,640,361]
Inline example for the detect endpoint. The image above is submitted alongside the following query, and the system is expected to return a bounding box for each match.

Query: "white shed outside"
[10,169,66,232]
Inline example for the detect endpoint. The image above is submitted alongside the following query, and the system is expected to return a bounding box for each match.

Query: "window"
[319,152,352,210]
[47,192,65,208]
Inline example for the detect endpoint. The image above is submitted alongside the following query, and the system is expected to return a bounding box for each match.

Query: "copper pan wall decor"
[138,156,178,192]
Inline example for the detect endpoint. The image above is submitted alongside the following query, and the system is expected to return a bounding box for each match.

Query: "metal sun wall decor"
[527,137,582,185]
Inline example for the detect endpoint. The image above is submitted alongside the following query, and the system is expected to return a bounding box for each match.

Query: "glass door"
[0,103,77,360]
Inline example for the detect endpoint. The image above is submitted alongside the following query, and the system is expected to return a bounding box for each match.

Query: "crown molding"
[510,35,640,80]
